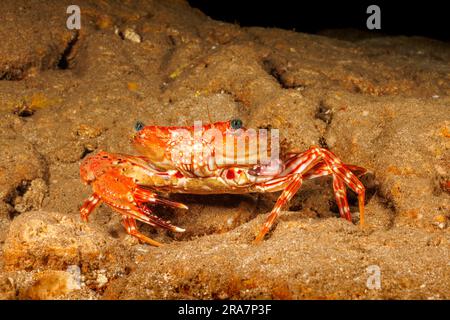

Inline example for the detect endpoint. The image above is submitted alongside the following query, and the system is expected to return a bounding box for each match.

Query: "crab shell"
[132,120,279,177]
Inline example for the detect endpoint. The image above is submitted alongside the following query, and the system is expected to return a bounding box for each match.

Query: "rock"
[0,2,75,79]
[104,215,450,299]
[12,178,48,214]
[21,271,80,300]
[0,275,15,300]
[0,138,46,205]
[3,211,132,287]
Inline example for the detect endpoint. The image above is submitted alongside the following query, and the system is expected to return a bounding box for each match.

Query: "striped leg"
[254,146,366,243]
[121,215,162,247]
[302,163,367,181]
[303,162,367,221]
[80,193,102,222]
[254,174,303,243]
[318,148,366,226]
[284,146,365,225]
[333,177,351,220]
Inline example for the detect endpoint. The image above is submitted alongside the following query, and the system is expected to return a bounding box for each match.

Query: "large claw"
[80,152,187,246]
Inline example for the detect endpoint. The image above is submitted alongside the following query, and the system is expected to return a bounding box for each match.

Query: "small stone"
[433,215,447,229]
[123,28,142,43]
[75,124,103,139]
[96,273,108,288]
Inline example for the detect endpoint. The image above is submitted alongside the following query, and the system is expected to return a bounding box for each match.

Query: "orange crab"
[80,119,367,246]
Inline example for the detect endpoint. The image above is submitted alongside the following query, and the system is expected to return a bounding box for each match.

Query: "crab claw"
[135,201,185,233]
[80,152,187,246]
[134,185,188,211]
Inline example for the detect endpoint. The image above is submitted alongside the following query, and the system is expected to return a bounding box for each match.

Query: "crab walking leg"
[254,146,366,242]
[332,178,351,221]
[115,204,183,246]
[302,162,367,222]
[286,147,366,226]
[302,163,367,181]
[254,149,330,242]
[253,152,328,242]
[121,215,162,247]
[344,164,368,177]
[319,148,366,226]
[254,174,303,243]
[292,162,352,221]
[80,193,102,222]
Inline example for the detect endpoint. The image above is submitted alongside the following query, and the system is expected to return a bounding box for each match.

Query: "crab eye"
[134,121,145,131]
[231,118,242,130]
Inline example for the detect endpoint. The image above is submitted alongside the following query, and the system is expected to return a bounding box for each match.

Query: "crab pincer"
[80,152,187,246]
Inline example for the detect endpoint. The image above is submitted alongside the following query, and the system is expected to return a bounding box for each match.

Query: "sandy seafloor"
[0,0,449,299]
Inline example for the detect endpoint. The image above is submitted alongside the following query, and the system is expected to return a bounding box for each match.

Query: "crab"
[80,119,367,246]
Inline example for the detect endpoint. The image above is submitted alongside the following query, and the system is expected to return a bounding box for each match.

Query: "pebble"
[115,26,142,43]
[123,28,142,43]
[96,272,108,288]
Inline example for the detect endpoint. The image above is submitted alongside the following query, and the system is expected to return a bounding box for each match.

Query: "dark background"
[188,0,449,41]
